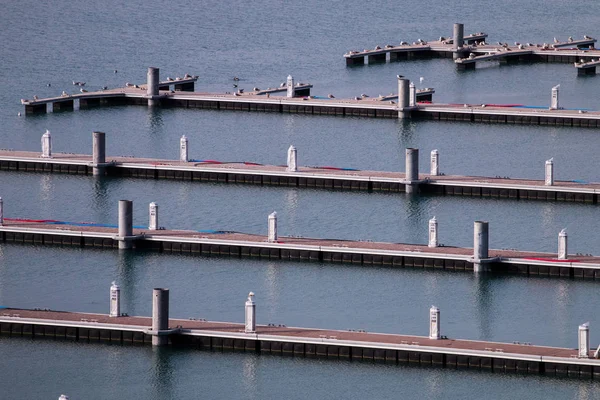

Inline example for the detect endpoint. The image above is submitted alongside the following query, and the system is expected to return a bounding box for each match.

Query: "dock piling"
[397,76,410,119]
[152,288,169,346]
[551,84,560,110]
[428,217,438,247]
[41,130,52,158]
[180,135,188,162]
[429,306,440,339]
[118,200,133,249]
[545,158,554,186]
[558,229,568,259]
[149,202,158,230]
[0,197,3,226]
[405,148,419,193]
[147,67,160,107]
[430,149,439,176]
[92,131,106,176]
[286,145,297,172]
[245,292,256,333]
[579,323,590,358]
[286,75,295,98]
[268,212,278,242]
[109,281,120,317]
[453,23,465,60]
[473,221,489,272]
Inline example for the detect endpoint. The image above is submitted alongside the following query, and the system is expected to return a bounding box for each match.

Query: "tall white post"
[268,212,278,242]
[149,202,158,230]
[409,82,416,107]
[429,306,440,340]
[286,75,295,98]
[41,129,52,158]
[428,217,438,247]
[545,158,554,186]
[474,221,489,272]
[180,135,188,162]
[430,149,439,176]
[558,229,568,260]
[551,84,560,109]
[110,281,120,317]
[579,322,590,358]
[287,145,297,172]
[0,197,3,226]
[245,292,256,333]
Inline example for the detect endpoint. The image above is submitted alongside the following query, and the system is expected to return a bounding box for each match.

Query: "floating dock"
[1,306,599,379]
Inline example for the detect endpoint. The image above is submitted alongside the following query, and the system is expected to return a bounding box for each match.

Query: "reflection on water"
[116,250,138,316]
[473,275,492,340]
[242,354,258,399]
[151,346,173,399]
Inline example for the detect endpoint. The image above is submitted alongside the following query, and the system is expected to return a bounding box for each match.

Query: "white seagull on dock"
[125,82,134,87]
[553,37,559,44]
[328,94,335,99]
[61,91,69,97]
[20,99,28,104]
[33,95,39,100]
[80,88,88,93]
[420,77,424,84]
[167,77,174,81]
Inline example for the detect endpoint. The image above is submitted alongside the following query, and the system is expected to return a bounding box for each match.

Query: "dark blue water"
[2,0,600,398]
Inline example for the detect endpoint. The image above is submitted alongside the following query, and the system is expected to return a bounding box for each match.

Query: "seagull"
[20,99,28,104]
[420,77,424,84]
[125,82,134,87]
[72,81,80,85]
[184,73,191,79]
[374,45,381,50]
[114,70,118,73]
[327,94,335,99]
[397,74,404,79]
[101,86,108,90]
[33,95,39,100]
[568,36,573,42]
[233,76,240,81]
[233,84,238,88]
[253,87,260,91]
[553,37,559,44]
[18,112,21,116]
[354,96,361,100]
[361,93,369,98]
[47,83,51,87]
[61,91,69,97]
[280,82,285,87]
[80,88,88,93]
[133,84,140,88]
[167,77,174,81]
[584,35,592,40]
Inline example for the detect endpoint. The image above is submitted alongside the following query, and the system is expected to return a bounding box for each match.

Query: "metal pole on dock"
[147,67,160,107]
[149,202,158,230]
[0,197,3,226]
[558,229,568,260]
[245,292,256,333]
[287,145,297,172]
[428,217,438,247]
[579,322,590,358]
[473,221,489,272]
[41,129,52,158]
[152,288,169,346]
[397,76,410,119]
[409,82,416,107]
[429,306,440,339]
[430,149,439,176]
[286,75,295,98]
[92,131,106,176]
[452,23,464,60]
[180,135,188,162]
[110,281,120,317]
[118,200,133,249]
[268,212,278,242]
[551,84,560,110]
[545,158,554,186]
[405,148,419,193]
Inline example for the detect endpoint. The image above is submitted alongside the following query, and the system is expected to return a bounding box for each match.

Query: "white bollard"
[429,306,440,340]
[428,216,438,247]
[409,82,416,107]
[545,158,554,186]
[110,281,120,317]
[41,129,52,158]
[286,75,295,98]
[149,202,158,230]
[579,322,590,358]
[287,145,297,172]
[551,84,560,109]
[558,229,568,260]
[180,135,188,162]
[268,211,278,242]
[0,197,3,226]
[430,149,439,176]
[245,292,256,333]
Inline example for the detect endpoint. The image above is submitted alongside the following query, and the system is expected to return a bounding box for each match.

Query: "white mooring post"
[0,197,3,226]
[268,212,278,242]
[287,145,297,172]
[245,292,256,333]
[429,306,441,340]
[110,281,121,317]
[430,149,439,176]
[558,229,568,260]
[286,75,295,98]
[149,202,158,230]
[180,135,189,162]
[41,129,52,158]
[551,84,560,109]
[579,322,590,358]
[409,82,416,107]
[428,217,438,247]
[545,158,554,186]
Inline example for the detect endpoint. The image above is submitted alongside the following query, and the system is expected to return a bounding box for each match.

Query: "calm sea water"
[1,0,600,398]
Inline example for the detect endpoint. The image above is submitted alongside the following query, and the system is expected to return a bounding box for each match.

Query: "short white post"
[428,216,438,247]
[180,135,188,162]
[545,158,554,186]
[551,84,560,109]
[287,145,297,172]
[429,306,440,340]
[430,149,439,176]
[0,197,3,226]
[110,281,120,317]
[286,75,295,98]
[41,129,52,158]
[558,229,568,260]
[579,322,590,358]
[245,292,256,333]
[409,82,416,107]
[149,202,158,230]
[268,211,277,242]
